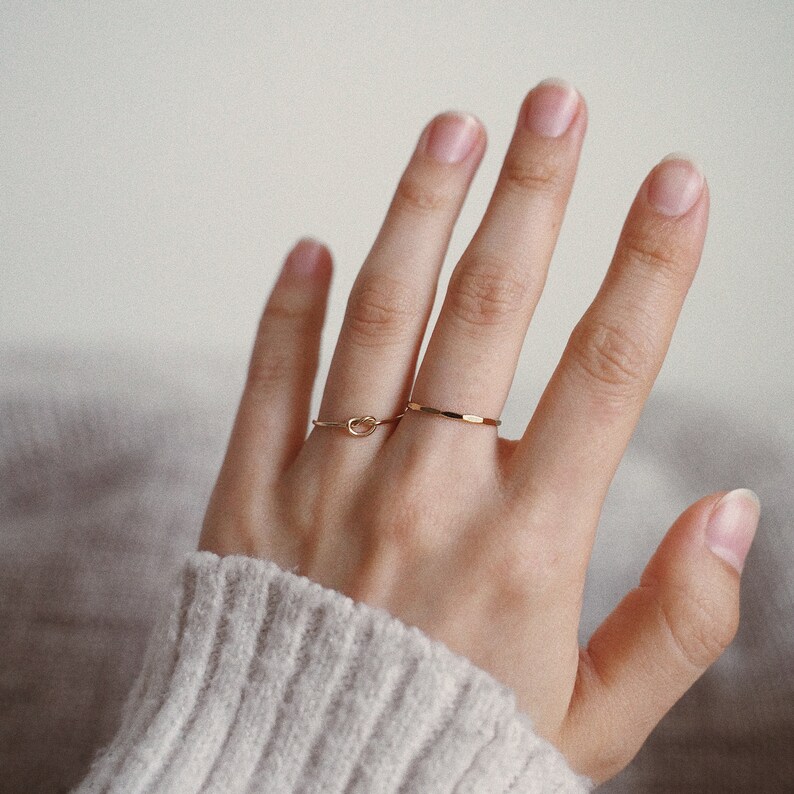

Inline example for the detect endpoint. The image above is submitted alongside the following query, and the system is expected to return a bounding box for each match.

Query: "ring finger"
[315,111,486,437]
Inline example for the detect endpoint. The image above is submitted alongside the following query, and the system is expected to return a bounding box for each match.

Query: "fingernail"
[523,78,579,138]
[647,153,705,217]
[285,237,324,277]
[705,488,761,573]
[422,112,480,164]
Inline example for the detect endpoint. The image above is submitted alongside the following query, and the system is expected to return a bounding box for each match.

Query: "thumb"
[560,489,761,783]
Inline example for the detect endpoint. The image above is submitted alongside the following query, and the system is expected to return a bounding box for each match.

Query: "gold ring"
[405,401,501,427]
[312,413,404,437]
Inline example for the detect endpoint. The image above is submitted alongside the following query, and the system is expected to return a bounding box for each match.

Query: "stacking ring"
[312,401,501,437]
[312,413,405,437]
[406,401,501,427]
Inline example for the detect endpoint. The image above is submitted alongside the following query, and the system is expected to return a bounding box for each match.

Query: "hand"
[198,79,760,783]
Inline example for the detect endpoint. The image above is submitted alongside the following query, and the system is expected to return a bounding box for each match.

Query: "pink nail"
[422,112,480,164]
[647,154,704,217]
[285,238,324,277]
[705,488,761,573]
[523,78,579,138]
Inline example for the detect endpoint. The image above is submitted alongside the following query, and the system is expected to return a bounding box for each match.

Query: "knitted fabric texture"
[73,551,592,793]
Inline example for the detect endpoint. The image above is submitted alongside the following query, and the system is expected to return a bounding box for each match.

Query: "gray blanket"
[0,344,791,792]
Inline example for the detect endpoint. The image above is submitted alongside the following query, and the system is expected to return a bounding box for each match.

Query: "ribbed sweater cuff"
[74,551,592,793]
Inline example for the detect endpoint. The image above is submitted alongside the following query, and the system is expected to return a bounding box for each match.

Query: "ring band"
[312,413,405,437]
[406,401,501,427]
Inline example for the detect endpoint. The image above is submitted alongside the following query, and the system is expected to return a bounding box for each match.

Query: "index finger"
[511,155,709,525]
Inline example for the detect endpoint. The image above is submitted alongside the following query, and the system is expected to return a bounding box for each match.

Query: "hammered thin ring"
[405,401,501,427]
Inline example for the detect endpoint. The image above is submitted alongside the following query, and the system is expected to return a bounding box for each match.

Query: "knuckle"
[246,348,296,397]
[487,535,566,605]
[246,298,319,394]
[446,255,530,331]
[393,174,453,216]
[369,497,440,559]
[264,292,314,324]
[655,585,739,670]
[362,451,446,558]
[620,231,691,286]
[568,316,654,401]
[345,275,420,347]
[490,554,540,604]
[501,156,565,197]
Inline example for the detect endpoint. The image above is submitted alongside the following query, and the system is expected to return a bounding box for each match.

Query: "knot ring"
[312,413,405,437]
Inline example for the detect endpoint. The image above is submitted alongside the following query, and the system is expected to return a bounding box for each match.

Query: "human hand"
[198,79,760,783]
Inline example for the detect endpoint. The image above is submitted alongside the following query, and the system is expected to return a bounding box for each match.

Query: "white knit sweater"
[72,551,592,793]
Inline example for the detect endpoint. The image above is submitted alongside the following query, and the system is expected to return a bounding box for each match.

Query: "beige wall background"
[2,1,791,433]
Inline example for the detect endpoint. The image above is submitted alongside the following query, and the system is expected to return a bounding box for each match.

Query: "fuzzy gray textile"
[0,344,791,792]
[72,552,590,793]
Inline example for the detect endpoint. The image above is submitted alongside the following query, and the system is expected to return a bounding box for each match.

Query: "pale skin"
[198,79,761,784]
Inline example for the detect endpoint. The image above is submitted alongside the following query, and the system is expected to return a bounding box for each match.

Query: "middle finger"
[407,79,586,430]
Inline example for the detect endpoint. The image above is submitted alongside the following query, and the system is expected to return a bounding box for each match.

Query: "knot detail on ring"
[346,416,378,436]
[312,412,404,437]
